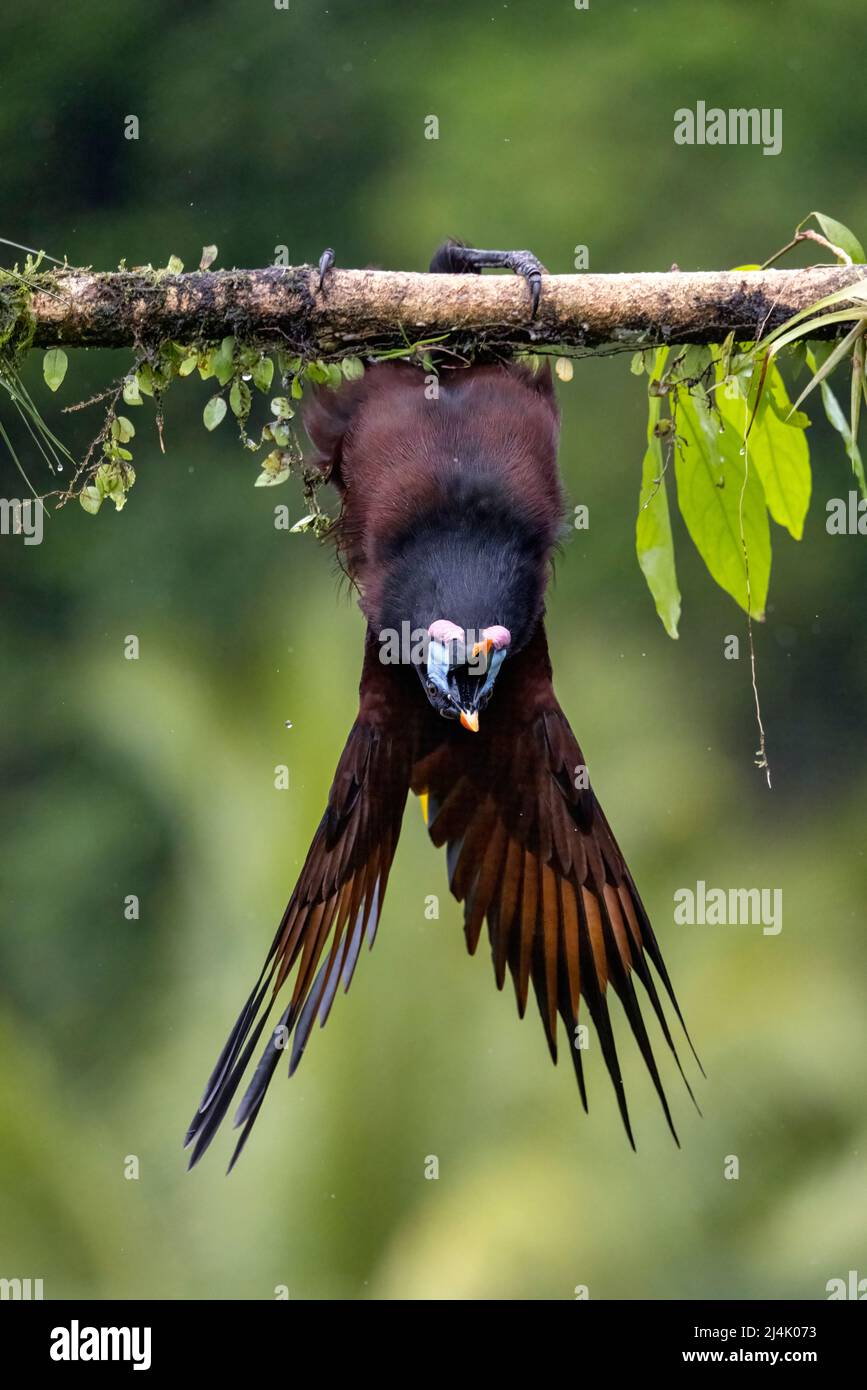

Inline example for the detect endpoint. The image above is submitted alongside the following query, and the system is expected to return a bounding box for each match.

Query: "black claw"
[506,251,544,318]
[317,247,336,292]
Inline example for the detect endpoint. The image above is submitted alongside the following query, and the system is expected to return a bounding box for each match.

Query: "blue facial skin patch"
[426,639,453,697]
[475,645,506,704]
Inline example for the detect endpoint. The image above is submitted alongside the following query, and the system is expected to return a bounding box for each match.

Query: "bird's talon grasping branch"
[506,250,544,318]
[428,240,547,318]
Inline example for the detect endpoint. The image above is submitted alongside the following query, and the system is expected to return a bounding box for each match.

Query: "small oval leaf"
[43,347,68,392]
[203,396,227,430]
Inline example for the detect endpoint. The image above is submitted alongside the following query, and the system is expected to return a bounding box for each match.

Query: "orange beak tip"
[470,638,494,660]
[460,709,480,733]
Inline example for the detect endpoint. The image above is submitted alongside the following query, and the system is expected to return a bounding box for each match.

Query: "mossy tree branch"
[18,263,867,354]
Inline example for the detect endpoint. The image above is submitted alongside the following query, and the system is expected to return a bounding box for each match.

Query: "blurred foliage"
[0,0,865,1300]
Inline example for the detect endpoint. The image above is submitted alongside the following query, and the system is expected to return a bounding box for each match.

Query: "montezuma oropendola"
[185,240,699,1171]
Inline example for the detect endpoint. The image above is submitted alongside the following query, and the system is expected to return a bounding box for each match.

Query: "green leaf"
[93,461,135,511]
[789,321,865,415]
[178,350,199,377]
[253,357,274,393]
[290,376,304,400]
[807,346,867,498]
[674,388,770,618]
[199,245,218,271]
[43,347,68,392]
[635,348,680,638]
[270,396,294,419]
[160,341,186,367]
[852,339,864,459]
[79,486,103,515]
[111,415,136,443]
[166,254,184,274]
[629,352,645,376]
[255,449,292,486]
[763,381,810,431]
[673,345,713,386]
[136,364,155,397]
[719,366,811,539]
[122,374,143,406]
[305,360,331,385]
[211,336,235,386]
[637,440,681,637]
[203,396,227,431]
[230,380,251,419]
[340,355,365,381]
[255,467,291,487]
[808,211,866,264]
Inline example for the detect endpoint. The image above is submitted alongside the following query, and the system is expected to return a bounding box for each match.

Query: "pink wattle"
[481,625,511,650]
[428,619,466,644]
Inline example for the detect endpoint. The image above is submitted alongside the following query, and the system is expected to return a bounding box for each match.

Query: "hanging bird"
[185,240,699,1171]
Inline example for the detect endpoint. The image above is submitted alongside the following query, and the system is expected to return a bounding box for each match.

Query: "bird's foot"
[429,240,547,317]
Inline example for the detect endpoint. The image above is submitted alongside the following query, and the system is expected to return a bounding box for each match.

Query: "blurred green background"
[1,0,865,1301]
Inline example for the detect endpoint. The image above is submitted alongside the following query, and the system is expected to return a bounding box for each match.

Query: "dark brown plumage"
[185,242,699,1171]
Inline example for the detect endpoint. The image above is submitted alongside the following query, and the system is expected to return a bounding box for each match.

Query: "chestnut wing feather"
[411,633,700,1145]
[185,646,420,1171]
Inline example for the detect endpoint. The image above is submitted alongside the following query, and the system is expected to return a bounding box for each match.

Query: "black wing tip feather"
[596,905,684,1146]
[185,862,390,1171]
[568,1044,590,1114]
[184,1001,278,1169]
[627,879,705,1078]
[184,702,412,1173]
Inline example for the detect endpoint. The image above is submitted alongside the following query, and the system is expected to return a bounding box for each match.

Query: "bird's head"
[375,478,549,732]
[418,620,511,731]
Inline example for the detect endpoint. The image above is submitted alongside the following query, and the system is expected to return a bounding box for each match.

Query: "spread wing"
[185,642,421,1171]
[411,626,700,1145]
